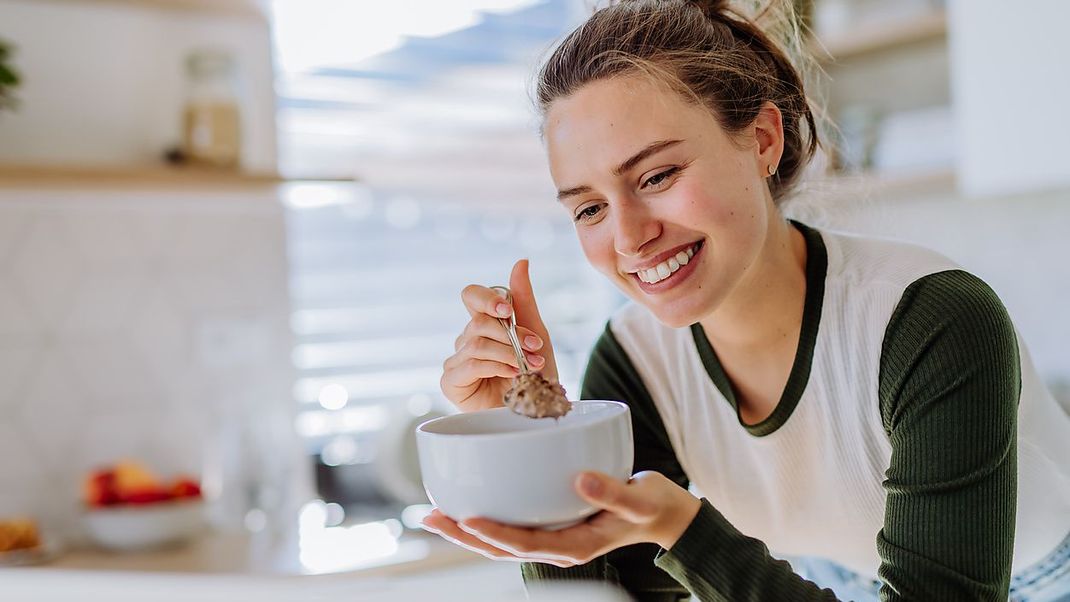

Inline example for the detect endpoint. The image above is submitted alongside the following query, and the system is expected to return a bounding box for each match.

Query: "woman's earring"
[767,163,777,177]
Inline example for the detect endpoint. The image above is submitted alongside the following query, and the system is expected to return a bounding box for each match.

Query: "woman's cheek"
[577,229,615,277]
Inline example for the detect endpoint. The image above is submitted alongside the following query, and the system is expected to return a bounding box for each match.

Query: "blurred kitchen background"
[0,0,1067,598]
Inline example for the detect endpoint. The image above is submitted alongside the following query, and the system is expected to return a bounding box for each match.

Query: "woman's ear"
[753,101,785,177]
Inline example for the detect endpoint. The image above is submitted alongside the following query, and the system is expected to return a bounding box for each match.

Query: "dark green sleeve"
[876,270,1019,600]
[652,270,1018,601]
[522,323,692,602]
[530,270,1018,602]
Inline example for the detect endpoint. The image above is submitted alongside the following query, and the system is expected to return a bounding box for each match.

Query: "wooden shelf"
[812,10,948,63]
[42,0,267,20]
[0,164,287,189]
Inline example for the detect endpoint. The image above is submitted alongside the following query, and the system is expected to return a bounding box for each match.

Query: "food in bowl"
[81,460,205,551]
[503,371,571,419]
[83,460,201,508]
[416,400,633,529]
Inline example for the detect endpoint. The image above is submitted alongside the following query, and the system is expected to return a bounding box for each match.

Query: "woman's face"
[544,75,779,328]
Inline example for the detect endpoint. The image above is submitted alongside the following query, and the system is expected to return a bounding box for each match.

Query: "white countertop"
[0,530,542,601]
[0,529,632,602]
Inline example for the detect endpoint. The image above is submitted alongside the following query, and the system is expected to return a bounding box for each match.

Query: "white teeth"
[634,243,700,285]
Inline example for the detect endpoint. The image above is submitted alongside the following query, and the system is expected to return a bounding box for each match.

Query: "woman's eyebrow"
[612,139,682,176]
[556,139,683,202]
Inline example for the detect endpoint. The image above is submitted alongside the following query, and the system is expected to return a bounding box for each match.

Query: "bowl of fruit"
[82,460,205,552]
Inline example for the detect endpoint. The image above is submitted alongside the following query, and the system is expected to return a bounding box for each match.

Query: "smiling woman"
[431,1,1070,601]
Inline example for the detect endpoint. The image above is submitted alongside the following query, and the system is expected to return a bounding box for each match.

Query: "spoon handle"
[490,286,530,374]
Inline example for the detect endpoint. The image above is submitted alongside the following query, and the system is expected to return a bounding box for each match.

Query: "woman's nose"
[612,200,660,257]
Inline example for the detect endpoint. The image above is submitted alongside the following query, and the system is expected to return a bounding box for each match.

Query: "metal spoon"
[490,286,530,374]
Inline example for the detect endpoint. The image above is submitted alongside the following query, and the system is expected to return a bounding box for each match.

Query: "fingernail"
[496,303,512,318]
[528,354,544,367]
[523,336,541,350]
[579,473,602,497]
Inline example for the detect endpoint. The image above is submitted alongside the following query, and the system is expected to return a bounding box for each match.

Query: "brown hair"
[535,0,819,203]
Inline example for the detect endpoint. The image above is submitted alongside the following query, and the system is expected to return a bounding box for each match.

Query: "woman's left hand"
[420,470,702,568]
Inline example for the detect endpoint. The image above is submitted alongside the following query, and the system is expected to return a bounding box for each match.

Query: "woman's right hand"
[441,259,559,413]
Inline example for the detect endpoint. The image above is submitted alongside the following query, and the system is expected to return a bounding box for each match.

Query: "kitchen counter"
[1,530,545,602]
[35,530,484,576]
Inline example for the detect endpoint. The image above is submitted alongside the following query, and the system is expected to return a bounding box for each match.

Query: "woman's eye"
[575,204,603,222]
[643,167,679,189]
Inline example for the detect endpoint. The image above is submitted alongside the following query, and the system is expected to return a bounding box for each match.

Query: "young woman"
[428,1,1070,600]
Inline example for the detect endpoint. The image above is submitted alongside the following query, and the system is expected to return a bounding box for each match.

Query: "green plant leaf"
[0,66,18,86]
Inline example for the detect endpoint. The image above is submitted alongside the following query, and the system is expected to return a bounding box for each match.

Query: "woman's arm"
[875,270,1019,600]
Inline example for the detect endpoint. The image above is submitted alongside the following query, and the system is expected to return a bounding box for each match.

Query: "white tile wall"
[0,187,308,544]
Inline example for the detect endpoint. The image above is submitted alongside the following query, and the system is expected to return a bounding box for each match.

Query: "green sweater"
[522,225,1020,601]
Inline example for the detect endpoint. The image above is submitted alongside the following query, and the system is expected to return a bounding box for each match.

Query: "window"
[273,1,622,522]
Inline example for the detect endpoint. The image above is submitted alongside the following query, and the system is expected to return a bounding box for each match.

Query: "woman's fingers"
[441,355,518,391]
[446,335,545,374]
[457,519,587,567]
[422,511,579,568]
[454,314,543,353]
[421,511,520,562]
[442,265,555,411]
[508,260,558,382]
[461,284,513,320]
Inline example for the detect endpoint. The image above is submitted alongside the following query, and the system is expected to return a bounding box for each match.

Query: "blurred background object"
[0,0,1066,596]
[0,36,20,112]
[180,48,244,169]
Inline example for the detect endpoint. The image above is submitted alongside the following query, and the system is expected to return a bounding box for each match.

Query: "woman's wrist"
[652,490,702,550]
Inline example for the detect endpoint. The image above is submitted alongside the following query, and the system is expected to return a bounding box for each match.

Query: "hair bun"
[689,0,730,19]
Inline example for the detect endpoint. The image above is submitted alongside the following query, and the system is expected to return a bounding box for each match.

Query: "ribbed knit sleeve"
[654,499,839,601]
[876,269,1020,600]
[521,323,691,602]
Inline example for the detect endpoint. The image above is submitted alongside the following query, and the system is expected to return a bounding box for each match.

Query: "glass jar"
[182,49,242,169]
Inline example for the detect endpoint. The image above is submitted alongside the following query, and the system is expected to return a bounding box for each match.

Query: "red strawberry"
[122,488,172,505]
[170,478,202,499]
[84,469,120,507]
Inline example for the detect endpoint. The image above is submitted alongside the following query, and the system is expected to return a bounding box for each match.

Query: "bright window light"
[272,0,541,74]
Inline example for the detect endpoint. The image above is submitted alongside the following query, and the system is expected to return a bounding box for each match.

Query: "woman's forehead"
[544,77,717,171]
[547,76,686,130]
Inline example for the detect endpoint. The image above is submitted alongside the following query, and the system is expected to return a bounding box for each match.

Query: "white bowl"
[416,400,633,529]
[84,500,205,551]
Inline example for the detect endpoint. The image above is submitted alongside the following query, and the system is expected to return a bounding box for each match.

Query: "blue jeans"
[787,532,1070,602]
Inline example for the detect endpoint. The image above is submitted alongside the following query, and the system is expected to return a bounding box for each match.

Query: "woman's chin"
[645,303,702,329]
[615,279,709,328]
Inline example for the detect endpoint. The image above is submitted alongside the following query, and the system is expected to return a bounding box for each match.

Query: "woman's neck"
[698,213,808,355]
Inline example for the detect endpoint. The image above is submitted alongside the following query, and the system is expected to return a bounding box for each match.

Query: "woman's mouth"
[631,240,704,292]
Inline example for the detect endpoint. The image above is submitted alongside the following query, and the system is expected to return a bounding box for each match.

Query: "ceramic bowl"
[84,499,205,551]
[416,400,632,529]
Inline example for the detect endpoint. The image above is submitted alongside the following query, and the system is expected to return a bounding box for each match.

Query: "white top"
[608,227,1070,577]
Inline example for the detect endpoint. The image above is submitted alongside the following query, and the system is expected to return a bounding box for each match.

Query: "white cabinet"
[0,0,277,177]
[808,0,1070,198]
[807,2,953,186]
